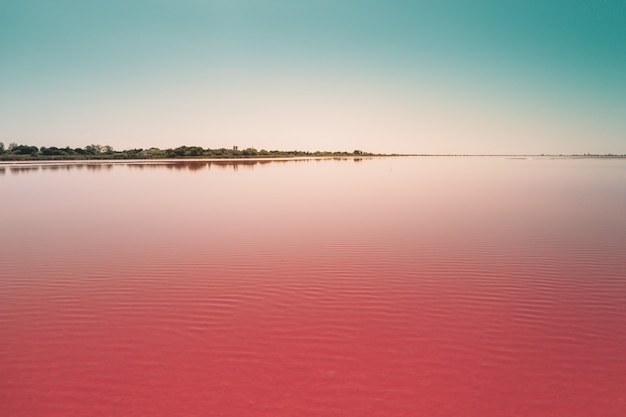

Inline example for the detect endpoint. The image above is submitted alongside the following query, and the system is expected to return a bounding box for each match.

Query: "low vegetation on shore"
[0,142,378,161]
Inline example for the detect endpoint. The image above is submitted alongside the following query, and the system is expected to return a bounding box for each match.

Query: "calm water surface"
[1,157,625,416]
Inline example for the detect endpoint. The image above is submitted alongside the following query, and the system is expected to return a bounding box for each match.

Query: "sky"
[1,0,624,154]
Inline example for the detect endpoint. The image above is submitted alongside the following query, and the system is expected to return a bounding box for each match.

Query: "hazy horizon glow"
[1,1,624,154]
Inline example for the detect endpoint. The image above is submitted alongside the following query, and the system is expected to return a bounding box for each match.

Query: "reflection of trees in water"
[5,163,115,174]
[9,166,41,174]
[86,164,114,171]
[42,164,73,171]
[126,159,307,172]
[209,160,261,171]
[41,164,92,172]
[1,157,370,175]
[206,159,310,171]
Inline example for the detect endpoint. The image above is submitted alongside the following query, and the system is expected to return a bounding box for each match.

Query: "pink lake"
[1,156,625,416]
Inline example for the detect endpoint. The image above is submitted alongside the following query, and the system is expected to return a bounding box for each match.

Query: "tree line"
[0,142,373,160]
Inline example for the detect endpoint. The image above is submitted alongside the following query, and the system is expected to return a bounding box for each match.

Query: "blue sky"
[1,0,624,154]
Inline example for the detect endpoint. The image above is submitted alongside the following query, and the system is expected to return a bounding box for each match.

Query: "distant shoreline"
[1,154,625,164]
[1,141,625,162]
[0,154,385,162]
[0,156,385,166]
[2,143,625,161]
[0,144,395,161]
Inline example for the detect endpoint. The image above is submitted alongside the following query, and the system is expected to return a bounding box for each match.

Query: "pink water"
[1,157,625,416]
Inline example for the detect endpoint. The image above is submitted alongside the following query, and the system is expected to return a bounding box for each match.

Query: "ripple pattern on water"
[2,157,626,416]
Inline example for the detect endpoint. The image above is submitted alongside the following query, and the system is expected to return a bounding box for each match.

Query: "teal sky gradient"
[1,0,624,154]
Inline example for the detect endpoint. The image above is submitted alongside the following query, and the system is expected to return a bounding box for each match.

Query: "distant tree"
[173,146,187,157]
[147,148,165,158]
[11,144,39,155]
[8,142,18,152]
[0,142,4,154]
[185,146,203,156]
[41,146,69,156]
[85,144,102,154]
[84,144,113,154]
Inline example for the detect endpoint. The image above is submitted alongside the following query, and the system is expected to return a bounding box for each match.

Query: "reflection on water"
[1,157,625,417]
[7,165,41,174]
[4,163,118,174]
[126,159,291,171]
[1,157,370,174]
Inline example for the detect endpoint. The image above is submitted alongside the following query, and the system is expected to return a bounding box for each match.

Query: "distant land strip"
[0,143,624,161]
[0,143,390,161]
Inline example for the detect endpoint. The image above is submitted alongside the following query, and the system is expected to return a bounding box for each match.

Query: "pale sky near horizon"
[1,0,624,154]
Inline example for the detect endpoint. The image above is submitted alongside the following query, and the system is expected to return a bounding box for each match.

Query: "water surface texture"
[1,157,625,416]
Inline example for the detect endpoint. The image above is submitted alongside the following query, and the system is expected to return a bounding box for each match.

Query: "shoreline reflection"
[1,157,372,174]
